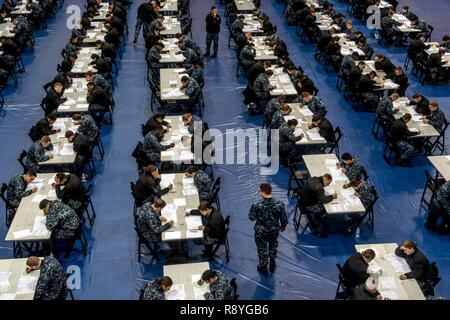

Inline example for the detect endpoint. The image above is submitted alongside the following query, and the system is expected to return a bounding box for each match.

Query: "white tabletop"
[0,258,40,300]
[161,16,181,37]
[234,0,255,12]
[163,262,210,300]
[160,38,185,64]
[160,68,189,101]
[269,67,297,97]
[428,156,450,180]
[284,103,327,145]
[253,36,278,61]
[160,115,194,162]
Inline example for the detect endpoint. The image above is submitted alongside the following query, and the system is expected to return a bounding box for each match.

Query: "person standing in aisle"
[204,6,221,58]
[248,184,288,276]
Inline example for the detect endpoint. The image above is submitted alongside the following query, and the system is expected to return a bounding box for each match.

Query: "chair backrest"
[224,215,230,229]
[230,278,238,300]
[17,150,27,171]
[440,118,449,137]
[212,177,221,192]
[0,183,9,207]
[334,127,343,142]
[336,263,351,290]
[361,167,369,181]
[430,262,441,287]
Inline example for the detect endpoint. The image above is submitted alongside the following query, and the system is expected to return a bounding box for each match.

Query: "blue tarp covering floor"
[0,0,449,299]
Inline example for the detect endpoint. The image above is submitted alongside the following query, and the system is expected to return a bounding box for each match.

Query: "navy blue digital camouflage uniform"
[194,170,212,201]
[204,270,234,300]
[25,141,53,171]
[136,202,171,243]
[142,131,172,163]
[45,200,81,240]
[7,174,33,209]
[77,115,99,143]
[33,256,66,300]
[376,96,396,121]
[248,198,288,267]
[264,98,280,125]
[141,280,165,300]
[427,109,446,132]
[340,158,363,184]
[270,110,287,129]
[254,73,271,100]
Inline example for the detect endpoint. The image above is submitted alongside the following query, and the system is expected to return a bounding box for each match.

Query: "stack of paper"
[186,229,204,238]
[0,272,11,294]
[161,207,177,224]
[174,198,187,207]
[13,229,32,239]
[185,216,202,230]
[192,274,209,300]
[32,216,49,237]
[379,290,399,300]
[307,131,323,141]
[164,231,181,240]
[182,189,198,196]
[59,144,74,156]
[183,178,195,189]
[31,194,47,203]
[26,179,44,192]
[16,276,38,295]
[379,277,397,290]
[383,253,411,273]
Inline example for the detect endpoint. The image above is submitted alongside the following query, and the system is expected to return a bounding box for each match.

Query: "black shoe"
[257,265,269,276]
[211,53,217,58]
[314,231,328,238]
[203,52,210,57]
[269,259,276,272]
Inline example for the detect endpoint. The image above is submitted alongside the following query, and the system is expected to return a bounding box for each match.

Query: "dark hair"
[412,92,421,99]
[144,164,158,174]
[260,183,272,195]
[265,69,273,76]
[47,114,57,121]
[362,249,376,260]
[24,170,37,177]
[201,269,217,281]
[323,173,332,181]
[72,113,82,121]
[39,199,51,209]
[155,276,173,287]
[287,119,298,127]
[65,130,75,139]
[403,113,412,121]
[341,153,353,161]
[186,166,198,174]
[154,113,165,120]
[312,114,322,122]
[153,199,166,209]
[55,173,68,181]
[181,75,189,82]
[403,240,417,249]
[198,201,212,211]
[443,35,450,42]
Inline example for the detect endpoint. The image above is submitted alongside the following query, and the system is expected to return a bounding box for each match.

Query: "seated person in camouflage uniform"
[141,276,173,300]
[185,166,213,202]
[376,93,400,122]
[264,95,285,127]
[421,101,446,133]
[24,136,54,171]
[135,199,174,245]
[180,75,201,114]
[72,113,99,144]
[253,69,276,102]
[279,119,304,162]
[52,172,88,212]
[7,170,37,210]
[197,269,234,300]
[187,201,224,257]
[65,130,92,175]
[425,180,450,234]
[294,91,327,118]
[248,184,288,276]
[389,113,420,166]
[182,113,202,135]
[26,256,67,300]
[270,104,291,129]
[343,179,375,235]
[39,199,81,240]
[337,153,364,187]
[142,127,175,164]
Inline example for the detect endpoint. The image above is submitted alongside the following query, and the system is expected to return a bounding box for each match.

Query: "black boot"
[257,265,269,276]
[269,259,276,272]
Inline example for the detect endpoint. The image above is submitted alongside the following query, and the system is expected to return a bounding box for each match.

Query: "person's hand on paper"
[199,225,205,230]
[399,275,407,280]
[159,216,168,222]
[168,184,173,191]
[168,220,174,226]
[336,162,341,168]
[197,278,204,286]
[56,128,62,133]
[31,187,38,193]
[341,168,348,174]
[48,154,54,159]
[376,295,383,300]
[169,143,175,148]
[332,192,338,199]
[166,124,172,129]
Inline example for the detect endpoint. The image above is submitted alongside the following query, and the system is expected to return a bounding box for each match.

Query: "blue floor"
[0,0,449,299]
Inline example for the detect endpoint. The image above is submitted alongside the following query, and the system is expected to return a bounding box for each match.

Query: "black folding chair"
[335,263,353,300]
[1,183,14,227]
[209,215,230,263]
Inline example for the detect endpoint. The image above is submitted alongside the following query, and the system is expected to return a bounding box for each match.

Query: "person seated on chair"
[230,14,245,36]
[374,54,395,77]
[425,180,450,234]
[294,74,316,95]
[39,199,81,241]
[401,5,415,20]
[187,201,224,258]
[185,166,212,202]
[143,113,172,137]
[380,9,402,45]
[343,20,357,41]
[408,33,429,62]
[294,91,327,118]
[60,52,78,74]
[7,170,37,214]
[253,69,276,102]
[390,113,420,166]
[239,43,256,73]
[26,256,67,300]
[343,249,376,289]
[279,119,304,161]
[391,67,408,96]
[264,95,285,126]
[277,55,295,73]
[136,199,174,245]
[65,35,81,57]
[87,81,110,124]
[44,82,67,116]
[357,37,373,60]
[343,179,375,234]
[180,75,201,114]
[376,92,399,122]
[65,131,92,174]
[395,240,435,296]
[134,165,172,205]
[182,113,202,135]
[72,113,99,144]
[352,277,386,300]
[197,269,235,300]
[347,61,365,89]
[340,51,359,78]
[337,153,364,187]
[286,65,303,84]
[408,92,430,116]
[51,71,73,90]
[298,174,336,237]
[52,172,88,212]
[184,62,204,87]
[270,104,291,129]
[30,115,61,141]
[142,127,175,164]
[25,136,54,171]
[141,276,173,300]
[421,100,445,133]
[308,114,335,144]
[441,35,450,51]
[428,49,448,84]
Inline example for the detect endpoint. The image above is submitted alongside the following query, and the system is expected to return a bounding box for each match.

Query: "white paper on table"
[344,193,361,206]
[185,215,202,230]
[56,132,66,139]
[32,216,49,237]
[173,198,187,207]
[0,272,11,284]
[285,88,298,95]
[329,167,348,181]
[31,194,47,203]
[161,140,173,146]
[164,231,181,240]
[160,54,170,59]
[59,143,74,156]
[445,155,450,161]
[13,229,32,239]
[411,115,422,122]
[284,115,296,121]
[324,186,335,196]
[379,289,399,300]
[68,125,80,133]
[325,159,338,167]
[379,277,397,290]
[408,127,419,133]
[178,128,190,135]
[180,150,194,161]
[367,260,382,274]
[294,128,305,136]
[161,208,177,224]
[166,284,186,300]
[186,229,204,239]
[63,98,76,106]
[183,178,196,189]
[64,88,74,94]
[383,253,412,274]
[182,188,198,196]
[47,189,57,198]
[307,131,324,141]
[329,204,348,212]
[271,89,284,94]
[76,103,89,110]
[161,150,175,157]
[0,293,16,300]
[26,181,44,191]
[58,105,71,110]
[192,274,209,300]
[15,276,38,295]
